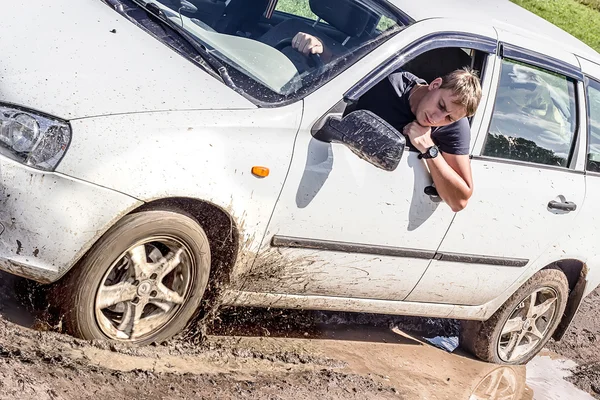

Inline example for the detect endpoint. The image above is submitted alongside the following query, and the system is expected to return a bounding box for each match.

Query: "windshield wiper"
[111,0,240,91]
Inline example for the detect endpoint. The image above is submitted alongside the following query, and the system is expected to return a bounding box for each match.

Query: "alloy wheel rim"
[94,236,194,341]
[497,287,558,362]
[469,367,520,400]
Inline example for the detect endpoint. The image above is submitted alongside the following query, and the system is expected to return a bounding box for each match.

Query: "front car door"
[240,19,499,303]
[407,34,587,306]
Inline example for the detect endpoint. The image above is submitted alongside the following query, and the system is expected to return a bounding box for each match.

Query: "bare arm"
[425,153,473,212]
[403,121,473,212]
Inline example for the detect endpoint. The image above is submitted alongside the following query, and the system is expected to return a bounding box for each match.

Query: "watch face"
[429,146,439,158]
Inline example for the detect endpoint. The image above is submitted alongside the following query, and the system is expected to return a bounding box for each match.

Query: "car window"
[482,59,577,167]
[586,79,600,172]
[139,0,406,104]
[275,0,320,22]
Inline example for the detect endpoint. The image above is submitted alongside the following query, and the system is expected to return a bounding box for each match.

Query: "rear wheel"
[55,210,211,345]
[460,268,568,365]
[467,366,526,399]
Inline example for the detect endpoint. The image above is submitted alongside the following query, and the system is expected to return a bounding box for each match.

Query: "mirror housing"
[313,110,405,171]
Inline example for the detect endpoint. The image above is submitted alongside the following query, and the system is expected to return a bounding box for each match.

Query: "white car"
[1,0,599,365]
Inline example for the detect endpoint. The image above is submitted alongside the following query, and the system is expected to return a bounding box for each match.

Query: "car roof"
[388,0,600,64]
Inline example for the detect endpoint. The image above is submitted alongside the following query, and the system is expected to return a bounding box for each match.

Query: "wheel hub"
[137,280,154,296]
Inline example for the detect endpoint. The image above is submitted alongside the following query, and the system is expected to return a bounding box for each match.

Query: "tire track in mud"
[0,313,400,400]
[0,271,402,399]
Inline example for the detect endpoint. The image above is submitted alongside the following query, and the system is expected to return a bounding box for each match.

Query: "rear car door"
[407,39,586,305]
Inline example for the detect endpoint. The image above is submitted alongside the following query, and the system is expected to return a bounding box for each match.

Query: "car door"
[241,21,498,301]
[406,37,587,306]
[578,60,600,298]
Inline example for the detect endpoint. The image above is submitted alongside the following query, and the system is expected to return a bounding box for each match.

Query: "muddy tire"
[460,268,568,365]
[54,210,211,345]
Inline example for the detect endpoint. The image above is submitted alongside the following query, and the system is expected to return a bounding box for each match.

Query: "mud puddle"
[1,271,600,399]
[0,313,532,400]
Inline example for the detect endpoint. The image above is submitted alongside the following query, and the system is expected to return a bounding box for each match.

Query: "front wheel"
[54,210,211,345]
[460,268,568,365]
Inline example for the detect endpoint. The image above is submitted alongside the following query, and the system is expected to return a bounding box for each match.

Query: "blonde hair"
[440,67,482,117]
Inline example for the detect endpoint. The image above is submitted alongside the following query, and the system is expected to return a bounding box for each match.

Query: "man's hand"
[404,121,473,212]
[403,121,435,154]
[292,32,324,56]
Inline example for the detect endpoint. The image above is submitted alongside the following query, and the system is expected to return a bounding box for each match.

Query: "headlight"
[0,105,71,171]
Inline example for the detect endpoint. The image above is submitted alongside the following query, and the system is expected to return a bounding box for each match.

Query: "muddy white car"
[2,0,600,365]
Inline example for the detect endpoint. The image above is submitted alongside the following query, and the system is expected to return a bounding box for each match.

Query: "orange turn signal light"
[251,166,270,177]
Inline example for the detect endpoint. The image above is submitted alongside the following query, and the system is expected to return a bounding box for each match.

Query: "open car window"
[120,0,407,105]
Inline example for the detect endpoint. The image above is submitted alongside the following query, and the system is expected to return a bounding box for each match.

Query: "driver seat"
[259,0,375,70]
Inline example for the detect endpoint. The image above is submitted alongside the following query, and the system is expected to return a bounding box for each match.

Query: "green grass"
[576,0,600,11]
[511,0,600,52]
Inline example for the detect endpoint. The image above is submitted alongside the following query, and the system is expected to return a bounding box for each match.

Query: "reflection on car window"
[483,59,577,167]
[145,0,404,103]
[586,79,600,172]
[276,0,320,22]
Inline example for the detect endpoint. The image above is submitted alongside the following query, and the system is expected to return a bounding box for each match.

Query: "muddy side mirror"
[313,110,405,171]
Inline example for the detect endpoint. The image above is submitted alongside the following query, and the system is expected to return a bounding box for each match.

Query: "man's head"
[412,67,482,128]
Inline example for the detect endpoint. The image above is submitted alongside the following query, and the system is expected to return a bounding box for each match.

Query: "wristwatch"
[418,145,440,159]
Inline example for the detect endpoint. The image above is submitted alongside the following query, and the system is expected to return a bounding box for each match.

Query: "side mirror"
[313,110,405,171]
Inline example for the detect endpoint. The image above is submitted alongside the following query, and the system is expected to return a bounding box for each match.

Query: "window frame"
[343,32,497,104]
[583,76,600,176]
[475,43,583,173]
[308,32,497,141]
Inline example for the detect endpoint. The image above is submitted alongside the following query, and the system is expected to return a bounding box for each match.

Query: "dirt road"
[0,309,531,400]
[546,287,600,396]
[0,271,597,399]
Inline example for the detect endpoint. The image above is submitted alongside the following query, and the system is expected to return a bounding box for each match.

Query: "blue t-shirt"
[355,71,471,155]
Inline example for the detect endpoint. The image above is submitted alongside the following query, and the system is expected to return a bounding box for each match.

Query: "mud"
[546,286,600,398]
[0,314,403,400]
[567,364,600,398]
[0,268,598,399]
[0,271,519,400]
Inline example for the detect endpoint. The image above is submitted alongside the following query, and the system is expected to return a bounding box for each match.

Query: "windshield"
[127,0,406,103]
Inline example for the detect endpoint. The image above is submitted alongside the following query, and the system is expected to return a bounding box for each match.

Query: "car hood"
[0,0,255,120]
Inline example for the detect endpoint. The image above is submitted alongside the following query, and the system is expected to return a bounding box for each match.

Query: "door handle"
[548,200,577,212]
[424,185,439,197]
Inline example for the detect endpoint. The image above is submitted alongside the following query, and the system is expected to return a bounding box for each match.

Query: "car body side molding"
[271,235,529,267]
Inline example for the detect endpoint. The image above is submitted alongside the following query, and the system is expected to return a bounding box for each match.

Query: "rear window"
[586,78,600,172]
[482,59,577,168]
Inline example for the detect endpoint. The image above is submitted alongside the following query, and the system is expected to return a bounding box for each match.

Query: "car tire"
[460,267,568,365]
[54,210,211,345]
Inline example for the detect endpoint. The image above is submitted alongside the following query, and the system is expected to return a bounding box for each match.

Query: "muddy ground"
[546,287,600,397]
[0,270,597,399]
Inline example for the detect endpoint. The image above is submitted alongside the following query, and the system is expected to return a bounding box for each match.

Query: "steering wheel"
[274,37,325,72]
